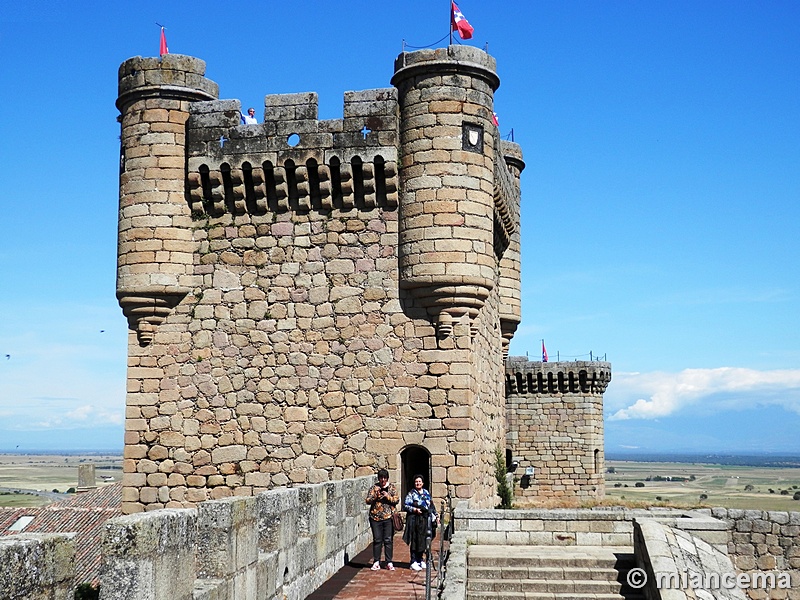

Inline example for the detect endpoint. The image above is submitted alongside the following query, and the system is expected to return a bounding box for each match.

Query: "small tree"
[495,447,513,509]
[699,494,708,501]
[635,482,645,488]
[744,484,754,491]
[793,492,800,501]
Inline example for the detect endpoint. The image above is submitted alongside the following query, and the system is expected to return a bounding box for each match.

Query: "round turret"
[498,141,524,356]
[392,46,500,338]
[116,55,218,345]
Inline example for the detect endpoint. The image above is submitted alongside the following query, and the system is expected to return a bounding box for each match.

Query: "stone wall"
[633,519,747,600]
[441,504,731,600]
[698,508,800,599]
[0,477,372,600]
[0,533,75,600]
[453,503,729,550]
[505,358,611,500]
[116,46,523,513]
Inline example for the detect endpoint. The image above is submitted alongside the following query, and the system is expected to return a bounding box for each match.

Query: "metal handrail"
[424,489,454,600]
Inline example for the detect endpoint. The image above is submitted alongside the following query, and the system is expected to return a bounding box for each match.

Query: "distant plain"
[0,453,122,508]
[2,454,800,512]
[605,460,800,511]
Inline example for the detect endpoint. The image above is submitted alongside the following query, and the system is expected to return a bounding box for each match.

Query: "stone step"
[466,592,645,600]
[468,565,623,582]
[468,545,635,569]
[467,577,626,594]
[465,545,642,600]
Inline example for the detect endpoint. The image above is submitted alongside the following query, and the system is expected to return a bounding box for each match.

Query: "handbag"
[392,511,404,532]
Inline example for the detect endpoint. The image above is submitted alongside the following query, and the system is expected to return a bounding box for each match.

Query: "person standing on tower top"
[241,107,257,124]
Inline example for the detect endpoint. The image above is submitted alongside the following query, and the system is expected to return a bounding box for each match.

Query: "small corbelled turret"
[116,55,218,345]
[392,46,506,340]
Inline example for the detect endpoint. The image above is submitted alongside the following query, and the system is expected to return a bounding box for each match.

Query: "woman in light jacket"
[402,474,439,571]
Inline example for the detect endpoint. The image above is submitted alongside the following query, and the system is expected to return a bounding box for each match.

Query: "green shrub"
[495,447,513,509]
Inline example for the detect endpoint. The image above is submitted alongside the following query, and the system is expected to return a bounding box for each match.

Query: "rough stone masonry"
[115,46,609,514]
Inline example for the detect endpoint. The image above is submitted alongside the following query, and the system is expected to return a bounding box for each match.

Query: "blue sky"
[0,1,798,453]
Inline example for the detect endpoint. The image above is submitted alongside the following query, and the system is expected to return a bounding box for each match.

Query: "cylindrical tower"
[505,359,611,500]
[392,47,500,337]
[116,54,218,345]
[498,141,524,357]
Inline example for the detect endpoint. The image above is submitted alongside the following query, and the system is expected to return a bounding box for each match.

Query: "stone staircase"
[467,545,645,600]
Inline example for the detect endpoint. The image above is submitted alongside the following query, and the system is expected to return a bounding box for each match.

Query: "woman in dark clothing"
[365,468,399,571]
[402,474,439,571]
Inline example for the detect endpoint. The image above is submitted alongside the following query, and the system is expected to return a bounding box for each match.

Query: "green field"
[0,491,52,508]
[606,460,800,511]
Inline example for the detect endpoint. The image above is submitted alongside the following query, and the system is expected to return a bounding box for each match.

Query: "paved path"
[308,541,443,600]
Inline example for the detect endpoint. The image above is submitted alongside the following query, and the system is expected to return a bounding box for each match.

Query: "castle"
[115,46,610,514]
[4,45,798,600]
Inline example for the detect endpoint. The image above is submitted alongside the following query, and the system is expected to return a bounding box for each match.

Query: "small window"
[8,515,35,532]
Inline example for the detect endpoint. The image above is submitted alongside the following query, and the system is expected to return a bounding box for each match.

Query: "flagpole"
[448,1,453,46]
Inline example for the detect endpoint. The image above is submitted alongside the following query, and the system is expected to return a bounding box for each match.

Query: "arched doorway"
[400,445,431,500]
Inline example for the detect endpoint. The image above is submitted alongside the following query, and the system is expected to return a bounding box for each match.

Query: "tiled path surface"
[307,541,443,600]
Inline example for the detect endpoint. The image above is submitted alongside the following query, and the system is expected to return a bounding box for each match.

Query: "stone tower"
[115,47,524,514]
[505,358,611,500]
[116,55,218,346]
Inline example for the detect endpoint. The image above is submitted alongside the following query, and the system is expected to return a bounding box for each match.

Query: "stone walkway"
[307,542,442,600]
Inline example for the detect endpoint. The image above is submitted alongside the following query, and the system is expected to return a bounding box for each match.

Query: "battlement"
[117,55,218,110]
[185,88,399,217]
[505,358,612,395]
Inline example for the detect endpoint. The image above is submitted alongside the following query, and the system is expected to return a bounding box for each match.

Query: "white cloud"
[607,367,800,420]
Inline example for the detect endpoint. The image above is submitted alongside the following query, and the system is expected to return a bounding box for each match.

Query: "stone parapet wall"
[633,519,747,600]
[0,533,76,600]
[440,505,731,600]
[0,478,372,600]
[101,476,372,600]
[453,503,729,550]
[697,508,800,599]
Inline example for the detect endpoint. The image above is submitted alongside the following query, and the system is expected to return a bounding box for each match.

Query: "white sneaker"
[410,562,421,571]
[371,561,380,571]
[420,561,426,569]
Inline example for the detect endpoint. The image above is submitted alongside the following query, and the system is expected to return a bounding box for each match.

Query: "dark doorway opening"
[400,446,431,500]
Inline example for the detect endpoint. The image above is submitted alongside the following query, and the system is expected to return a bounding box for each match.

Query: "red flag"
[542,340,548,363]
[492,112,499,127]
[159,27,169,56]
[451,2,474,40]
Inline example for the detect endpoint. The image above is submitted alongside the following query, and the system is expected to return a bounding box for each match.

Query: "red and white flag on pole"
[159,27,169,56]
[492,112,499,127]
[451,2,474,40]
[542,340,548,363]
